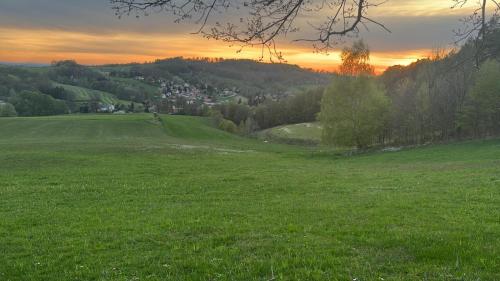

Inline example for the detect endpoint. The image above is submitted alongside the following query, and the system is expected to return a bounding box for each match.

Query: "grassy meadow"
[53,83,121,105]
[1,114,500,280]
[258,122,322,144]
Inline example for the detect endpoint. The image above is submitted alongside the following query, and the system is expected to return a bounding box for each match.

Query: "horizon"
[0,55,426,75]
[0,0,486,73]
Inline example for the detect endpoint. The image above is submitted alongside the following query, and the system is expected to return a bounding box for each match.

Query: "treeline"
[0,66,69,116]
[0,58,329,117]
[380,21,500,144]
[211,87,324,134]
[318,21,500,148]
[212,21,500,147]
[49,61,150,102]
[106,57,330,98]
[0,61,152,116]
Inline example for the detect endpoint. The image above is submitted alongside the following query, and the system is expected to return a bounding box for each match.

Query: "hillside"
[53,83,121,104]
[1,114,500,280]
[0,58,329,116]
[258,122,322,144]
[98,58,331,98]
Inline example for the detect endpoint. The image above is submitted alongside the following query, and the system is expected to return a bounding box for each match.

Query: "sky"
[0,0,483,72]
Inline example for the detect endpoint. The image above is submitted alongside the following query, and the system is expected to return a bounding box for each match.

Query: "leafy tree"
[339,40,375,76]
[238,117,260,135]
[210,109,238,133]
[320,76,390,148]
[216,103,251,126]
[460,59,500,136]
[285,87,324,124]
[219,119,238,133]
[0,102,17,117]
[40,86,70,100]
[320,41,390,148]
[8,91,68,116]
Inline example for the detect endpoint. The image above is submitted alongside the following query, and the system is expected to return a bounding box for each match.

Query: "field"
[1,114,500,280]
[259,122,322,144]
[109,77,159,97]
[54,83,121,105]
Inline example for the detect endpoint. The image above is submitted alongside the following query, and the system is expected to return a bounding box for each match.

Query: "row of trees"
[8,91,69,116]
[49,60,151,102]
[211,23,500,148]
[319,21,500,149]
[462,59,500,137]
[380,21,500,145]
[113,57,329,99]
[0,61,156,116]
[212,87,324,134]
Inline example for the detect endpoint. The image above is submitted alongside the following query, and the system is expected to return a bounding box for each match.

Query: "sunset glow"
[0,0,479,72]
[0,27,433,73]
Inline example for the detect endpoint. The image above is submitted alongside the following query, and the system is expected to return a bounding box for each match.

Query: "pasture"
[0,114,499,280]
[259,122,322,144]
[54,83,121,105]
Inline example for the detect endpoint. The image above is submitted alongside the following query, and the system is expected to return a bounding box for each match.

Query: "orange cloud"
[0,27,429,73]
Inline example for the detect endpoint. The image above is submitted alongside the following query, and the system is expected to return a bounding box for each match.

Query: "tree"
[238,116,260,135]
[320,41,389,148]
[338,40,375,76]
[453,0,499,42]
[110,0,388,58]
[8,91,69,116]
[460,59,500,136]
[0,103,17,117]
[285,87,323,124]
[111,1,496,59]
[320,76,389,148]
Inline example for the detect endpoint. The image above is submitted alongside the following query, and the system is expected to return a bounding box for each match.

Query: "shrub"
[9,91,68,116]
[0,102,17,117]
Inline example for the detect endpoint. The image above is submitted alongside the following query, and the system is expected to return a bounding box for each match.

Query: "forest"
[212,19,500,147]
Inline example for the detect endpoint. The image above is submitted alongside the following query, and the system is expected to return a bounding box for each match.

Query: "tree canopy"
[320,40,389,148]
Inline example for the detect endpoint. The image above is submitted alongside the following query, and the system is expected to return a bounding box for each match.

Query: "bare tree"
[110,0,499,61]
[110,0,388,60]
[452,0,500,66]
[453,0,499,42]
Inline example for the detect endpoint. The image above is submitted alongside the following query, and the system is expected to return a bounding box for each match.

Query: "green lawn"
[259,122,322,144]
[53,83,121,104]
[1,114,499,280]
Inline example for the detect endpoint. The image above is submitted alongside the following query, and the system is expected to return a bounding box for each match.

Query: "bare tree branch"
[110,0,498,62]
[110,0,389,60]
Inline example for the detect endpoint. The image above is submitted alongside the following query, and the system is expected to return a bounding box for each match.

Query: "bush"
[210,110,238,133]
[9,91,69,116]
[0,102,17,117]
[219,119,238,133]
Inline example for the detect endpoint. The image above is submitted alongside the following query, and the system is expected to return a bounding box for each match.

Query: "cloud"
[0,0,479,70]
[0,27,434,73]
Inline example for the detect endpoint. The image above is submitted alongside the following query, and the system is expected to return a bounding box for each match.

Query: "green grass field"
[109,77,159,97]
[1,114,500,280]
[259,122,322,144]
[54,83,121,104]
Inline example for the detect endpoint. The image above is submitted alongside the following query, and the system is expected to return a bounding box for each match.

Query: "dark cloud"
[0,0,194,34]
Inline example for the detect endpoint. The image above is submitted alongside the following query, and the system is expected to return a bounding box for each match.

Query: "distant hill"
[1,58,330,116]
[98,58,331,97]
[0,62,49,67]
